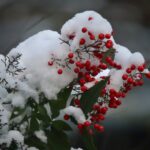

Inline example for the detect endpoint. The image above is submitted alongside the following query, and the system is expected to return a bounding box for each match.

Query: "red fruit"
[116,64,122,69]
[126,68,132,74]
[79,38,86,45]
[122,74,128,80]
[98,125,104,132]
[85,60,91,67]
[84,121,91,127]
[105,34,111,39]
[88,17,93,21]
[48,61,53,66]
[127,77,133,84]
[69,59,74,64]
[74,99,80,106]
[93,104,100,110]
[94,124,99,130]
[69,34,75,40]
[105,41,113,48]
[145,72,150,78]
[90,34,95,40]
[64,114,70,120]
[105,56,112,63]
[138,65,144,72]
[99,33,105,40]
[116,100,122,105]
[78,123,83,129]
[82,27,87,33]
[57,69,63,75]
[79,78,86,85]
[100,107,108,114]
[81,85,88,92]
[99,63,107,70]
[98,114,105,120]
[68,52,74,58]
[131,64,136,70]
[74,68,80,73]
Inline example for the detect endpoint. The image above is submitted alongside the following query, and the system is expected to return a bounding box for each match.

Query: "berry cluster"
[48,26,150,134]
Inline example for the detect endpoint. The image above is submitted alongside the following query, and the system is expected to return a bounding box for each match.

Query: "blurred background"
[0,0,150,149]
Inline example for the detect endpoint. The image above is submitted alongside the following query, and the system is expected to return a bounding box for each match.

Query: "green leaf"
[49,87,72,119]
[82,128,97,150]
[52,120,72,131]
[10,107,26,119]
[25,135,47,150]
[29,116,39,132]
[46,128,70,150]
[37,105,51,121]
[80,78,109,114]
[102,48,116,64]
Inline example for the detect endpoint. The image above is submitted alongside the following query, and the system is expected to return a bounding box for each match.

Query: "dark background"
[0,0,150,149]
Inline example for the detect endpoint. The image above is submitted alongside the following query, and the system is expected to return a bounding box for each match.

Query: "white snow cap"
[8,30,76,100]
[61,10,113,51]
[63,106,86,123]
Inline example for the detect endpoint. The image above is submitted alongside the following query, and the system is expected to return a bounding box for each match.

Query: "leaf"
[52,120,72,131]
[25,135,47,150]
[49,87,72,119]
[29,116,39,132]
[82,128,97,150]
[102,48,116,64]
[46,128,71,150]
[10,107,26,119]
[37,105,51,122]
[80,78,109,114]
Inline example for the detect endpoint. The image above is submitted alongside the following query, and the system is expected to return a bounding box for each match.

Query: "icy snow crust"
[0,11,146,149]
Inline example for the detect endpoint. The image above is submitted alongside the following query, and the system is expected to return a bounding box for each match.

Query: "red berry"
[48,61,53,66]
[105,56,112,63]
[78,123,83,129]
[99,63,107,70]
[99,33,104,40]
[74,68,80,73]
[122,74,128,80]
[64,114,70,120]
[131,64,136,70]
[88,17,93,21]
[105,41,113,48]
[69,59,74,64]
[74,99,80,106]
[145,72,150,78]
[138,65,144,72]
[100,107,108,114]
[68,53,74,58]
[81,85,88,92]
[93,104,100,110]
[127,77,133,84]
[105,34,111,39]
[57,69,63,75]
[79,38,86,45]
[98,125,104,132]
[79,78,86,85]
[90,34,95,40]
[98,114,105,120]
[82,27,87,33]
[116,100,122,105]
[84,121,91,127]
[126,68,132,74]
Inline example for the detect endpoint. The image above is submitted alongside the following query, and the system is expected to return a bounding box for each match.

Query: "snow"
[61,10,113,51]
[71,148,83,150]
[0,10,149,149]
[63,106,86,123]
[34,130,47,143]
